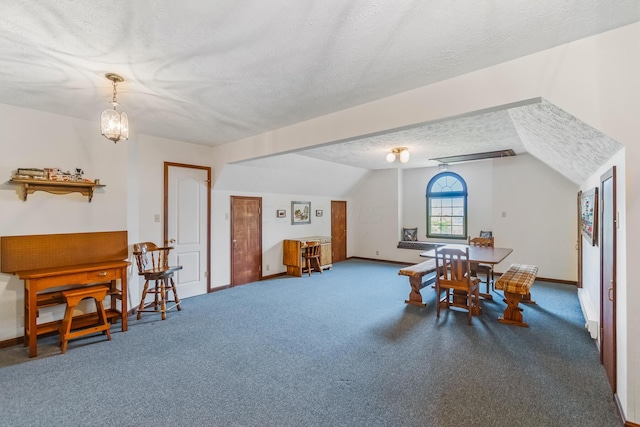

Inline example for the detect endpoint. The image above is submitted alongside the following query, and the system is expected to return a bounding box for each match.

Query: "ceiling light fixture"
[101,73,129,143]
[386,147,410,163]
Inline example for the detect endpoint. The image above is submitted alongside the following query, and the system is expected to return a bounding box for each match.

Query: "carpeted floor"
[0,259,622,426]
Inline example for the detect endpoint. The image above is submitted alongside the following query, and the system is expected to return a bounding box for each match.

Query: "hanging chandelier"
[386,147,410,163]
[101,73,129,143]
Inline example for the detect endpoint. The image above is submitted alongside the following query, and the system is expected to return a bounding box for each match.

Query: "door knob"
[169,238,176,243]
[608,286,614,302]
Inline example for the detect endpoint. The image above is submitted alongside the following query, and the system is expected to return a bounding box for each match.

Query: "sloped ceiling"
[291,98,623,184]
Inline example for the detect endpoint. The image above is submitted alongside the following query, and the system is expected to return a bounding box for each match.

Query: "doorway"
[600,167,616,392]
[331,200,347,263]
[230,196,262,286]
[164,162,211,295]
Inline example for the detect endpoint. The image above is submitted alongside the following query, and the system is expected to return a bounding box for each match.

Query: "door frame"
[164,162,212,292]
[599,166,616,391]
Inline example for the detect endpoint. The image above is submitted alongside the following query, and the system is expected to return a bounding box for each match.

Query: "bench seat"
[495,263,538,327]
[398,259,438,306]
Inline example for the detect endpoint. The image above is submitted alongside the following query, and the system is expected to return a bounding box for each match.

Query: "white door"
[166,163,210,298]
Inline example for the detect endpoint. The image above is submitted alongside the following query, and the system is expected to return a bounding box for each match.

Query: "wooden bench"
[59,285,112,354]
[398,259,438,306]
[495,263,538,327]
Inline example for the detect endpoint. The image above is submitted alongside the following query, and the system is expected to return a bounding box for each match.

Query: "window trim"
[426,172,468,239]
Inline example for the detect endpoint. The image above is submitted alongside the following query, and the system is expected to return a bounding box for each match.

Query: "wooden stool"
[59,285,112,354]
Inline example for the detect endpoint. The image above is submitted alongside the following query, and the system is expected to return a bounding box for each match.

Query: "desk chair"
[133,242,182,320]
[468,236,495,293]
[302,241,322,276]
[435,246,480,325]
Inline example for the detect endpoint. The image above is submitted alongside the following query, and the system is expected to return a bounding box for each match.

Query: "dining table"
[420,244,513,312]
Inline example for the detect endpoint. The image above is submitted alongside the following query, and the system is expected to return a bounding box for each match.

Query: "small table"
[16,261,130,357]
[420,244,513,312]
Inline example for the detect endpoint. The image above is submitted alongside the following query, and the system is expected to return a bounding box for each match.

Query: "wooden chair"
[468,236,495,293]
[435,247,480,325]
[133,242,182,320]
[302,241,322,276]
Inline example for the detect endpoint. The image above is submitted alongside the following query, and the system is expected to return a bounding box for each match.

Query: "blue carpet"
[0,259,622,426]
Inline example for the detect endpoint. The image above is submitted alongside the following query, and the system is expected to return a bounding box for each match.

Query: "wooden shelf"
[9,178,105,202]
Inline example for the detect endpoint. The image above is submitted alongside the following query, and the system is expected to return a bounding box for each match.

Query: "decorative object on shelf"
[101,73,129,143]
[580,187,598,246]
[276,209,286,218]
[291,201,311,225]
[9,168,104,202]
[316,209,323,217]
[386,147,410,163]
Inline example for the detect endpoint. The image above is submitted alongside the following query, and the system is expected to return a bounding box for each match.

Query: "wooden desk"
[16,261,129,357]
[1,231,129,357]
[283,236,332,276]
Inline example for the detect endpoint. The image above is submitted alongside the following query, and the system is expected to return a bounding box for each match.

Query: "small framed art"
[291,201,311,225]
[276,209,286,218]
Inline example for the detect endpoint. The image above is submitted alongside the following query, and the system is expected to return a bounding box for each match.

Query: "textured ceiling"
[2,0,640,148]
[294,98,623,184]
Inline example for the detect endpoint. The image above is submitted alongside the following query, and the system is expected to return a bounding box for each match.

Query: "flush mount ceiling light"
[101,73,129,143]
[386,147,410,163]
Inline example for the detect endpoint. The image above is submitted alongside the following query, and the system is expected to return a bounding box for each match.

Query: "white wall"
[0,105,129,339]
[352,154,578,279]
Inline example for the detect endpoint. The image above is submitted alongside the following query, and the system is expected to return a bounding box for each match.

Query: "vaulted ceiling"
[1,1,637,182]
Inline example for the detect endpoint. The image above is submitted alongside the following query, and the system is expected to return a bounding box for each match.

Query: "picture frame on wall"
[580,187,598,246]
[316,209,323,217]
[291,201,311,225]
[276,209,286,218]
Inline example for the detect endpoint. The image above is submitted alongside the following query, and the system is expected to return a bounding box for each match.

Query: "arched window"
[426,172,468,239]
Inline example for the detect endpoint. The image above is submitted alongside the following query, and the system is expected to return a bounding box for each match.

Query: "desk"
[283,236,332,276]
[420,244,513,311]
[1,231,129,358]
[16,260,129,357]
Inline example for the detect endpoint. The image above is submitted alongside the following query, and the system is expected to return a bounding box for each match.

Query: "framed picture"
[291,201,311,225]
[316,209,323,217]
[580,187,598,246]
[276,209,286,218]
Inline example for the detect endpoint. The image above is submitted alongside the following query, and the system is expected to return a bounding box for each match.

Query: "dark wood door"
[231,196,262,286]
[600,167,616,391]
[331,200,347,263]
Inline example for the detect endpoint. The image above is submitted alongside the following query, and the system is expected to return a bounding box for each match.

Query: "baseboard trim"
[349,256,411,266]
[261,272,287,281]
[616,392,639,427]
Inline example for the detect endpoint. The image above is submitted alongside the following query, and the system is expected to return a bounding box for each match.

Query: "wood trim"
[164,162,212,293]
[261,272,287,280]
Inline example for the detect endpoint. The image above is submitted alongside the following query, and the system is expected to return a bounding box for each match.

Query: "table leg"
[405,276,426,307]
[26,280,38,358]
[120,269,128,331]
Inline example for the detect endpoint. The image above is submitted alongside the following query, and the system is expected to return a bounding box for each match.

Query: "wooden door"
[165,163,211,296]
[600,167,616,391]
[231,196,262,286]
[331,200,347,262]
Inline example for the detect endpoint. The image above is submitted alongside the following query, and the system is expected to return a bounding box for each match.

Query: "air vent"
[431,149,516,164]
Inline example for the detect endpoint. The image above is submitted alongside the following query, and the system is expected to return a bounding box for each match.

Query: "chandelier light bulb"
[399,149,410,163]
[386,147,410,163]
